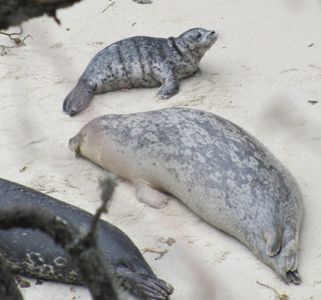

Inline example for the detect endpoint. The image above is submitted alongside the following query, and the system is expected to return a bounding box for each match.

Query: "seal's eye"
[196,33,202,39]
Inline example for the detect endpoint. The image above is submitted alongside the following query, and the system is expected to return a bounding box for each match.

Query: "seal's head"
[176,28,218,57]
[69,132,83,156]
[63,79,96,117]
[69,118,105,164]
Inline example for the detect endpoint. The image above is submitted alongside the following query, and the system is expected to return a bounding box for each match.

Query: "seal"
[63,28,218,116]
[69,107,304,284]
[0,178,173,300]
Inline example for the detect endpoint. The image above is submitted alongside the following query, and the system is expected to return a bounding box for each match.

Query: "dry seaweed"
[256,281,288,300]
[102,2,115,13]
[142,248,168,260]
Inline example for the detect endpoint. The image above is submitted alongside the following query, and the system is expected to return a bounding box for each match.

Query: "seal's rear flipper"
[265,231,281,257]
[275,238,301,284]
[286,270,300,285]
[63,79,94,116]
[116,267,174,299]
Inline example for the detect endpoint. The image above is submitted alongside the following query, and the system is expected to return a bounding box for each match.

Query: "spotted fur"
[69,107,304,284]
[63,28,218,116]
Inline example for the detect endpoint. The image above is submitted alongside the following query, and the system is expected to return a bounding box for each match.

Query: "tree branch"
[0,0,83,30]
[0,173,122,300]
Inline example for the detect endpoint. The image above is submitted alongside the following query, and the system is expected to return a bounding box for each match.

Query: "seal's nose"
[70,109,76,117]
[210,31,216,35]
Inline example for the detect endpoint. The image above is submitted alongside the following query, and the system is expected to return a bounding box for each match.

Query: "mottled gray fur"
[63,28,218,116]
[69,108,304,284]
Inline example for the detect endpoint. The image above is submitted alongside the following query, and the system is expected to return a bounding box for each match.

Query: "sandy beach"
[1,0,321,299]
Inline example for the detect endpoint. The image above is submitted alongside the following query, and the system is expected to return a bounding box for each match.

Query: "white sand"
[1,0,321,299]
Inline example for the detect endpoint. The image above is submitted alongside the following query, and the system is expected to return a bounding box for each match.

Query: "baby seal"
[0,178,173,299]
[63,28,218,116]
[69,107,304,284]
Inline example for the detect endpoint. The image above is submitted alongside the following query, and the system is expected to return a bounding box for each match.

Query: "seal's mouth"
[207,31,219,43]
[63,79,94,117]
[200,30,218,50]
[69,134,83,157]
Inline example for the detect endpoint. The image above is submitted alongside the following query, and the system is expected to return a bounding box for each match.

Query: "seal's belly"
[84,38,171,93]
[130,153,264,237]
[86,109,300,241]
[69,107,304,284]
[89,64,162,94]
[91,133,269,240]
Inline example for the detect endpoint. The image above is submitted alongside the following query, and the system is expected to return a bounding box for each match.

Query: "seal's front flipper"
[265,231,281,256]
[63,78,94,116]
[157,73,179,100]
[188,67,202,78]
[116,267,174,299]
[135,183,169,209]
[136,275,174,300]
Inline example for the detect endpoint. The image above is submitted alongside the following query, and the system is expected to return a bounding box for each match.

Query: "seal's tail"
[116,267,174,299]
[264,230,301,284]
[63,79,94,116]
[277,238,301,284]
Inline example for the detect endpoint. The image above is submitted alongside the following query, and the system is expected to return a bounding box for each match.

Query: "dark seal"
[69,107,304,284]
[63,28,218,116]
[0,178,173,299]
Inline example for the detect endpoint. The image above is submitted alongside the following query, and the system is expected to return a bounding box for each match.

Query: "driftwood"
[0,174,124,300]
[0,0,82,30]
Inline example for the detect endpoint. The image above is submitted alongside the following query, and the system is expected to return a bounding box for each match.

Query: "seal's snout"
[63,79,94,117]
[69,110,77,117]
[208,30,218,40]
[69,133,83,155]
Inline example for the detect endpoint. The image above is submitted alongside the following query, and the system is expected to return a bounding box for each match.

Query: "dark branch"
[0,255,23,300]
[0,173,122,300]
[0,0,83,30]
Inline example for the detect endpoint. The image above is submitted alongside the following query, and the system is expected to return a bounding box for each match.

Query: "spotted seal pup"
[0,178,173,299]
[63,28,218,116]
[69,107,304,284]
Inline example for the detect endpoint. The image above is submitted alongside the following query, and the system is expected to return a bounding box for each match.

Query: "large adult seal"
[69,107,304,284]
[63,28,218,116]
[0,178,173,300]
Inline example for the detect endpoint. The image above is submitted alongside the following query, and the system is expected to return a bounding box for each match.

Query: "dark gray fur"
[69,108,304,284]
[63,28,218,116]
[0,178,173,300]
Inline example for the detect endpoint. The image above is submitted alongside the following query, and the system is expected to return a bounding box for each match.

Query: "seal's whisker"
[214,33,227,48]
[218,35,225,42]
[216,32,225,42]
